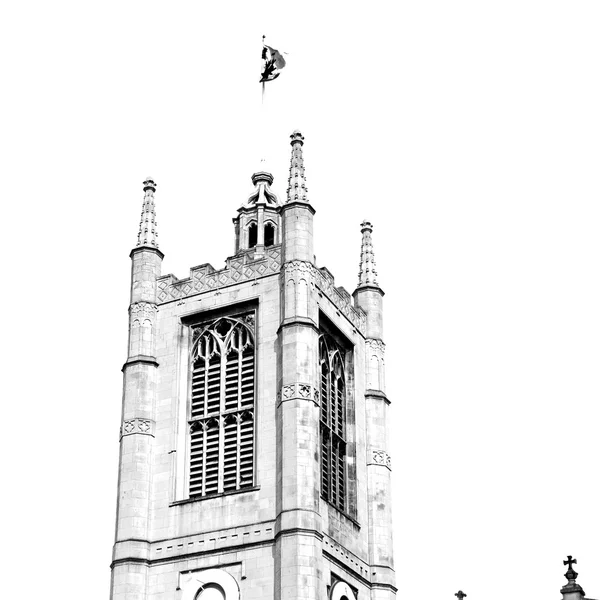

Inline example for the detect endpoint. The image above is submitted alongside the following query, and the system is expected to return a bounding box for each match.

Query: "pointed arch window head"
[319,333,347,511]
[189,314,256,498]
[264,222,275,247]
[248,223,258,248]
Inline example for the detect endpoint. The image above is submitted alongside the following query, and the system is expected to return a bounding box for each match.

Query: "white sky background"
[1,1,598,599]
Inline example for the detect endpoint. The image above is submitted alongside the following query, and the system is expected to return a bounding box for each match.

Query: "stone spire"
[137,178,159,248]
[286,130,308,203]
[357,220,378,287]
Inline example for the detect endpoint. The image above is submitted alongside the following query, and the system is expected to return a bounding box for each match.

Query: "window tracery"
[319,333,347,510]
[189,314,255,497]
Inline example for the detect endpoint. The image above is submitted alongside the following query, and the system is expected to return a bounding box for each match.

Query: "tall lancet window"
[189,314,255,498]
[320,333,346,510]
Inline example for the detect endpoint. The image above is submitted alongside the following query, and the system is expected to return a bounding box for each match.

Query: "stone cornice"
[277,317,320,335]
[352,284,385,297]
[129,246,165,260]
[364,389,390,404]
[122,355,159,371]
[281,200,316,215]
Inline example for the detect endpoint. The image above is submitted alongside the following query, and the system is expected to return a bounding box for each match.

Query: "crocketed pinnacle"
[357,220,378,287]
[286,130,309,203]
[137,178,159,248]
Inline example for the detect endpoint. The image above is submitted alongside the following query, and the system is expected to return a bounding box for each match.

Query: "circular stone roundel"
[180,569,240,600]
[330,580,355,600]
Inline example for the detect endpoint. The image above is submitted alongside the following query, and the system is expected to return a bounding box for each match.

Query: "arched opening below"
[248,223,258,248]
[196,584,225,600]
[264,223,275,247]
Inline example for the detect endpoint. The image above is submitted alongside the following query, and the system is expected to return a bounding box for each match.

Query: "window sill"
[170,486,260,507]
[321,496,361,529]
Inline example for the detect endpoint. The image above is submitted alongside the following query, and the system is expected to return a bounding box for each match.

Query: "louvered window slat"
[189,315,255,498]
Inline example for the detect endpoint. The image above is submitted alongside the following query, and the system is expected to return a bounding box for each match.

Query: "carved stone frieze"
[156,246,282,304]
[277,383,319,405]
[120,418,156,439]
[369,449,391,469]
[129,302,157,326]
[282,259,316,282]
[365,338,385,353]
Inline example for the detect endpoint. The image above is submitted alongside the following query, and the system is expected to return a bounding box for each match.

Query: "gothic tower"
[111,132,396,600]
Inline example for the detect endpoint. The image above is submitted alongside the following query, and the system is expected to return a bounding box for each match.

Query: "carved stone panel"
[277,383,319,406]
[120,418,156,439]
[369,449,392,470]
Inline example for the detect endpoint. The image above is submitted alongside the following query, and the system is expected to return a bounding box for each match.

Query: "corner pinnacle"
[357,220,378,287]
[137,178,159,248]
[286,130,308,203]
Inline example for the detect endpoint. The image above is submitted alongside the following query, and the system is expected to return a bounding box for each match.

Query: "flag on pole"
[260,43,286,83]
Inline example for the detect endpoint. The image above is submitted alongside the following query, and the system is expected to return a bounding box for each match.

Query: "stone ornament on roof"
[245,171,280,207]
[561,555,587,600]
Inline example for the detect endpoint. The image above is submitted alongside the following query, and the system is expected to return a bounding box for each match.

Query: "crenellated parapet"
[156,245,282,303]
[315,267,367,334]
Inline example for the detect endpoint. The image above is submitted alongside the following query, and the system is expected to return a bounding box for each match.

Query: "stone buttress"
[353,221,395,599]
[274,130,323,599]
[112,178,163,600]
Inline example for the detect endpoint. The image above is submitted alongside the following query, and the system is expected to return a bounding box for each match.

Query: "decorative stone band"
[156,246,282,304]
[365,338,385,353]
[282,259,317,282]
[130,301,157,317]
[120,418,156,439]
[129,302,157,326]
[368,449,392,470]
[277,382,319,406]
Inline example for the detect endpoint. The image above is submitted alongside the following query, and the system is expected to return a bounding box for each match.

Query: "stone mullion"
[201,422,207,497]
[236,413,242,490]
[217,346,226,495]
[237,344,243,411]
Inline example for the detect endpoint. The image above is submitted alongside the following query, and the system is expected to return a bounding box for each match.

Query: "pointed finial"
[137,178,159,248]
[455,592,467,600]
[287,130,308,203]
[357,220,378,287]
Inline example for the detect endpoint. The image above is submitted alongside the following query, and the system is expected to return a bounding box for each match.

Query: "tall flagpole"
[261,35,267,168]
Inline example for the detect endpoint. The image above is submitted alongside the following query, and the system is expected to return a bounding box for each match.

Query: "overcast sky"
[2,2,599,599]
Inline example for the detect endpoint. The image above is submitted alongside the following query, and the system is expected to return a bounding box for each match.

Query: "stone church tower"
[111,131,396,600]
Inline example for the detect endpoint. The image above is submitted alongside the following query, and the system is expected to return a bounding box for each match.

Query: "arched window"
[180,569,240,600]
[319,333,346,510]
[264,222,275,247]
[248,223,258,248]
[189,315,255,497]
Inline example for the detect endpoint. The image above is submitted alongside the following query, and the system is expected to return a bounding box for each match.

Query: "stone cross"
[564,556,577,569]
[455,591,467,600]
